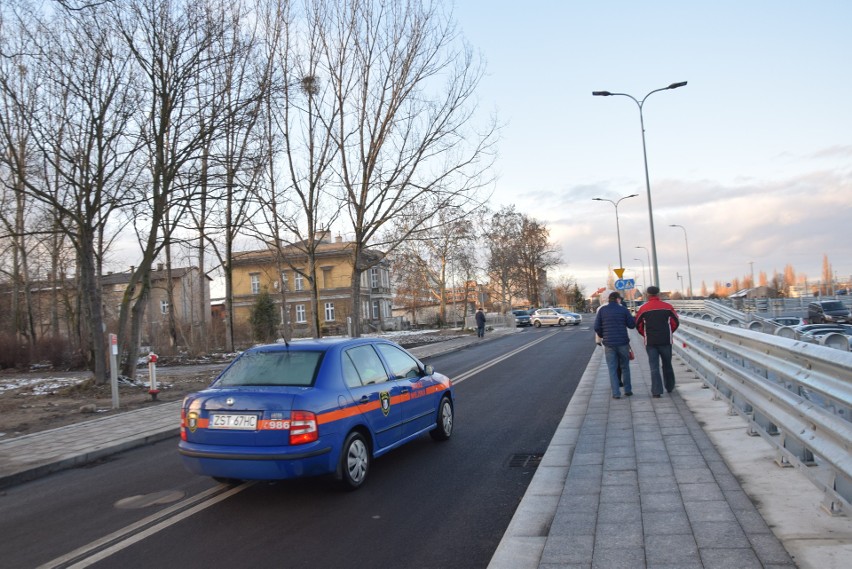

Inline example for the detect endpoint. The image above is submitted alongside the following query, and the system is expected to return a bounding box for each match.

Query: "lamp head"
[668,81,687,89]
[592,91,611,96]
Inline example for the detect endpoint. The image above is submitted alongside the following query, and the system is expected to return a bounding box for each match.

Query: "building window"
[160,300,169,314]
[250,273,260,294]
[295,272,304,291]
[281,271,288,290]
[372,300,380,319]
[371,268,379,288]
[325,302,335,321]
[296,304,306,323]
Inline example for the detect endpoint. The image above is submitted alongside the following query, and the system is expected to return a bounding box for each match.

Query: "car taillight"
[180,408,187,441]
[289,411,318,445]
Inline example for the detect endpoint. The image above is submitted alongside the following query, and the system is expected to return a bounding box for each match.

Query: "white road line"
[38,482,253,569]
[452,331,560,384]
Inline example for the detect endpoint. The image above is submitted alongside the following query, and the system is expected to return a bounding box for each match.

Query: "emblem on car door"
[380,391,390,416]
[226,397,235,407]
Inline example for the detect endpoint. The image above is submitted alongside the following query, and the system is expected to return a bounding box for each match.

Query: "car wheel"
[558,319,566,326]
[430,396,454,441]
[339,431,370,490]
[533,320,541,327]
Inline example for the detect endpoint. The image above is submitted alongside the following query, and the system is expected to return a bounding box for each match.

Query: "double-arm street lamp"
[669,224,693,298]
[592,194,638,269]
[593,81,688,287]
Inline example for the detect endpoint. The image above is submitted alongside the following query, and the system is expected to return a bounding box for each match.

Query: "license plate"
[209,414,258,430]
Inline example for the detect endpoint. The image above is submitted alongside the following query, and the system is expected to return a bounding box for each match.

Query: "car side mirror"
[423,364,434,376]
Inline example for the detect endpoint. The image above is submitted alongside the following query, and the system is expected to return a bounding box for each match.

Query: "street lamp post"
[593,81,687,287]
[636,246,652,288]
[634,257,647,292]
[669,224,693,298]
[592,194,638,269]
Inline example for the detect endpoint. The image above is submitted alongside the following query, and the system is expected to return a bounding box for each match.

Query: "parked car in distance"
[512,309,531,327]
[769,316,805,327]
[179,337,454,490]
[794,323,850,335]
[531,308,568,327]
[807,300,851,324]
[798,327,851,348]
[553,308,582,326]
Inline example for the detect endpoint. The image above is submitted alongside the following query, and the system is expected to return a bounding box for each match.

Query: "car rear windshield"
[214,350,323,387]
[821,301,846,311]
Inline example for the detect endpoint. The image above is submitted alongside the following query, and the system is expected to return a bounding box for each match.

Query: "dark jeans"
[646,343,675,395]
[604,344,631,396]
[477,324,485,338]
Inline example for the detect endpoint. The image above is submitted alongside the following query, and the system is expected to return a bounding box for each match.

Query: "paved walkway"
[489,331,852,569]
[3,327,850,568]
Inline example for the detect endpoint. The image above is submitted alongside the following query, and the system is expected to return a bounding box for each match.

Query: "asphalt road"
[0,325,595,569]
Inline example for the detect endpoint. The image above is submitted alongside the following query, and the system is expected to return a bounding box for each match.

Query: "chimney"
[157,263,164,271]
[314,230,330,243]
[335,234,343,243]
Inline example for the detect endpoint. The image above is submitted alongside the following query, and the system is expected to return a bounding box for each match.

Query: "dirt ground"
[0,331,460,440]
[0,366,223,439]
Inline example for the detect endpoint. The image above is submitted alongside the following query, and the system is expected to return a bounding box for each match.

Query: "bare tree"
[177,0,276,352]
[112,0,231,376]
[0,3,140,382]
[485,206,523,309]
[249,0,341,340]
[516,216,561,307]
[317,0,497,336]
[388,207,473,326]
[484,205,560,309]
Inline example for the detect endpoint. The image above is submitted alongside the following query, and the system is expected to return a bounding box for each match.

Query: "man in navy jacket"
[636,286,680,398]
[594,291,636,399]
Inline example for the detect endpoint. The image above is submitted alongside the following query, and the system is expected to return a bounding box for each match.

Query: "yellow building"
[229,234,395,339]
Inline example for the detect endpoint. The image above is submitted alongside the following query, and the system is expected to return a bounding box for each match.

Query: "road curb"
[487,347,602,569]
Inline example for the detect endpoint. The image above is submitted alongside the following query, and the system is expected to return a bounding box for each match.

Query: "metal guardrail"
[673,316,852,515]
[672,300,852,352]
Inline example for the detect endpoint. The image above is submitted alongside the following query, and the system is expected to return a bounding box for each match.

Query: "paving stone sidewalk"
[536,338,795,569]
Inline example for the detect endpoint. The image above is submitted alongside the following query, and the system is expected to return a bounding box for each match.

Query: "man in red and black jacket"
[636,286,680,398]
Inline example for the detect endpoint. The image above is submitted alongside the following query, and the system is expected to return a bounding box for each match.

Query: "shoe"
[612,395,621,399]
[652,394,661,398]
[666,389,673,393]
[625,392,633,396]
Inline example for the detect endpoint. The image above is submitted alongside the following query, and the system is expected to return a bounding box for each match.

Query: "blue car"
[179,338,454,490]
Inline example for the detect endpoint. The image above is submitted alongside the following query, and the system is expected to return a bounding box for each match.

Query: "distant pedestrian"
[636,286,680,398]
[594,291,636,399]
[475,307,486,338]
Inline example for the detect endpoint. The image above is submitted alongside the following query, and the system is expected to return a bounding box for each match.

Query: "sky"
[450,0,852,296]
